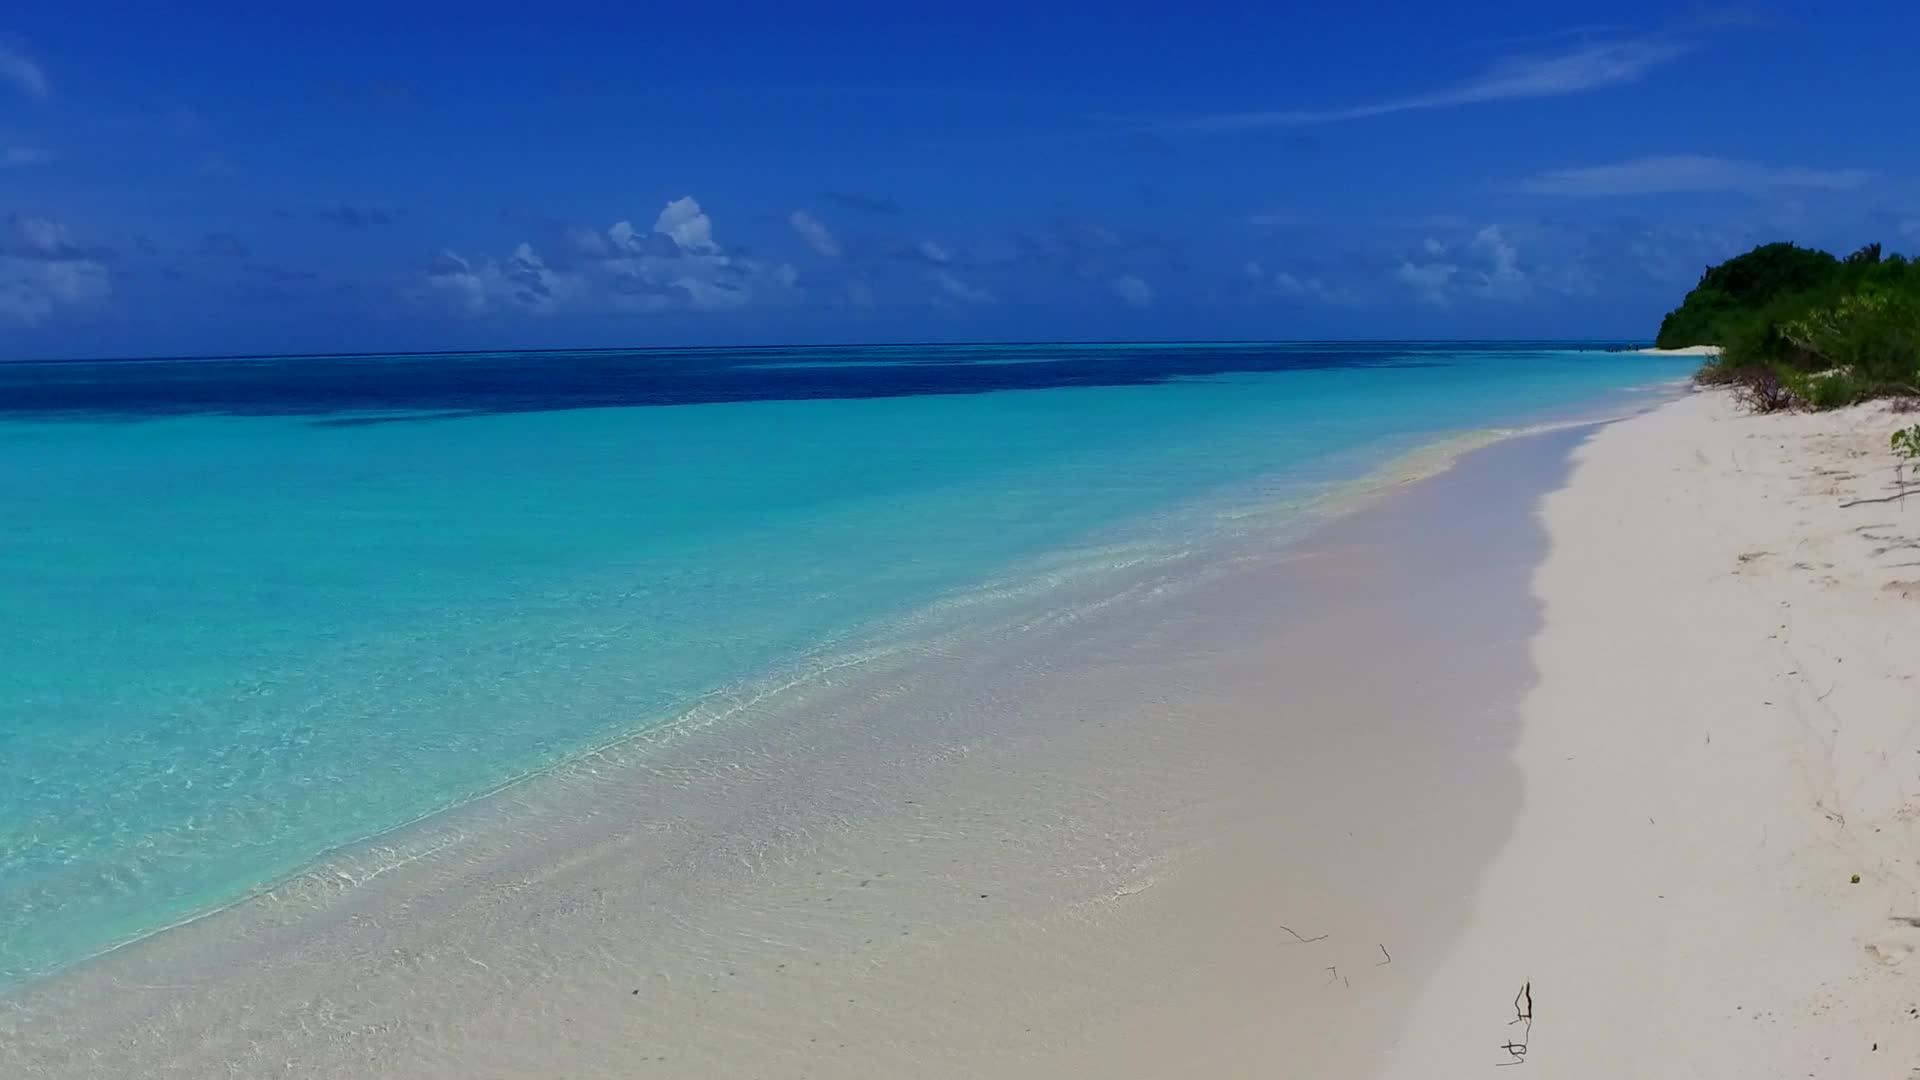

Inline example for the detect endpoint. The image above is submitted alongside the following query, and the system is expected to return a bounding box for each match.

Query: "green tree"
[1656,242,1841,348]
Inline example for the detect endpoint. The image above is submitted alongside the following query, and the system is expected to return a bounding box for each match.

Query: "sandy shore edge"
[1634,344,1723,356]
[1382,387,1920,1076]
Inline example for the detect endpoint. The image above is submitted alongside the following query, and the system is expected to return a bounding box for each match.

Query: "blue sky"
[1,2,1916,358]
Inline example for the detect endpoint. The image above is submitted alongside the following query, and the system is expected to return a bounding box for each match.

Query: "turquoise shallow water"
[0,342,1689,988]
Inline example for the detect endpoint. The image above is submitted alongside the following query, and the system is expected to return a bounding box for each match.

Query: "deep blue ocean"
[0,341,1689,989]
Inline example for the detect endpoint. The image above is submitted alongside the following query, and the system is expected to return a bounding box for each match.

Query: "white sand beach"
[1636,345,1724,356]
[1383,388,1920,1076]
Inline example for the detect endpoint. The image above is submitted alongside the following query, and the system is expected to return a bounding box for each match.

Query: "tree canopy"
[1656,243,1842,349]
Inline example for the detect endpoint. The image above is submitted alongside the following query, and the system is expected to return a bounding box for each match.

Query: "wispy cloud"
[0,43,49,101]
[1515,155,1873,196]
[1,215,110,325]
[787,209,841,257]
[1160,35,1690,132]
[1111,274,1154,309]
[930,268,993,307]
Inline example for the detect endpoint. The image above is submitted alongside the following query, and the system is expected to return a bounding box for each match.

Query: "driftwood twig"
[1497,981,1534,1066]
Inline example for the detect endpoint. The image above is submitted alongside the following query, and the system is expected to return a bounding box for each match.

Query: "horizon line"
[2,336,1654,367]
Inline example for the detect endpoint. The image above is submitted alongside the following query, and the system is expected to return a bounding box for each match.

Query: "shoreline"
[1,406,1629,1076]
[1634,344,1722,357]
[1383,387,1920,1075]
[0,387,1664,999]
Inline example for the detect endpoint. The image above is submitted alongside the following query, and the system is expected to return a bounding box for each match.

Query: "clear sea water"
[0,341,1689,989]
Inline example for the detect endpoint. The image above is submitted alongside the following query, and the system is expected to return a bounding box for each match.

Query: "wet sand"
[1,423,1593,1079]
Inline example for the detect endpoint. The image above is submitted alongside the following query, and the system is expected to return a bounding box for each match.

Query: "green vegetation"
[1660,241,1920,411]
[1893,425,1920,462]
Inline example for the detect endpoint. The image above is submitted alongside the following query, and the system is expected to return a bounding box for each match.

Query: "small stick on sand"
[1497,981,1533,1067]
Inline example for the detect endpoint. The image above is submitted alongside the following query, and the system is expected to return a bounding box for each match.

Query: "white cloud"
[931,268,993,306]
[653,196,717,253]
[1112,274,1154,309]
[915,240,952,264]
[787,209,841,257]
[425,196,801,317]
[0,258,108,323]
[844,279,877,308]
[1384,217,1745,304]
[0,44,49,101]
[0,215,109,324]
[1272,272,1338,304]
[663,273,752,312]
[564,224,610,257]
[1392,225,1531,307]
[1515,155,1873,196]
[1171,35,1689,131]
[501,242,564,311]
[1467,225,1528,300]
[603,219,671,256]
[1395,260,1457,307]
[1273,272,1313,297]
[1248,265,1359,307]
[423,251,487,313]
[9,215,70,255]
